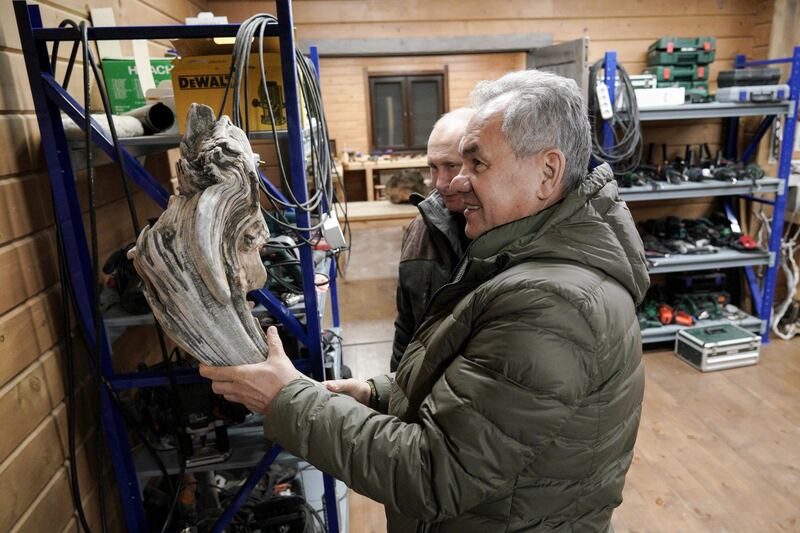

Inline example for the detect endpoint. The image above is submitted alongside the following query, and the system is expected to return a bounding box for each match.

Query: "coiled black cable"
[588,58,643,176]
[78,20,111,533]
[218,14,349,252]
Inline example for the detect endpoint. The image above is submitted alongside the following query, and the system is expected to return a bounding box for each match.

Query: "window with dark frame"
[369,73,445,152]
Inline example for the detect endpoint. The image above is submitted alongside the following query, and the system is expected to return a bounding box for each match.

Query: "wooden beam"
[298,34,552,57]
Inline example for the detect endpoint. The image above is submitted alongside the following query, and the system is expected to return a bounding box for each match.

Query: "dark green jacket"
[265,164,649,532]
[392,190,466,371]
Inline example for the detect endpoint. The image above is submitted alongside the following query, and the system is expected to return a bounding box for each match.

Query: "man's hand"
[323,379,372,406]
[199,326,304,414]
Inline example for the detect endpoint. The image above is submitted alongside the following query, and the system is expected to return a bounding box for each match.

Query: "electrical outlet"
[322,214,347,249]
[595,81,614,120]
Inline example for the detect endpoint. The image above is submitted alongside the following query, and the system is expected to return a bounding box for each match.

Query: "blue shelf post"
[602,51,617,154]
[14,0,343,530]
[732,46,800,341]
[757,45,800,341]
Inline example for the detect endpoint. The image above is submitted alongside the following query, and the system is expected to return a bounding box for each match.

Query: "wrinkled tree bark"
[129,104,270,365]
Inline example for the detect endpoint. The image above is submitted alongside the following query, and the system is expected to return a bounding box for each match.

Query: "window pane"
[411,80,442,146]
[372,81,404,148]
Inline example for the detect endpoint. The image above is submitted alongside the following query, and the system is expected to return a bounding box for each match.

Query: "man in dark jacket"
[201,70,649,532]
[391,107,474,371]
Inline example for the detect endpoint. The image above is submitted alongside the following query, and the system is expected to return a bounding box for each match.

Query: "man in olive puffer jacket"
[201,69,649,532]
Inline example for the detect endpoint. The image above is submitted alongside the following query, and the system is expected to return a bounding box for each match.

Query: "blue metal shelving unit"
[599,47,800,343]
[13,1,342,531]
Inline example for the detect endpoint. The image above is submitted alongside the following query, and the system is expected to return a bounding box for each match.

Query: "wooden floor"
[331,225,800,533]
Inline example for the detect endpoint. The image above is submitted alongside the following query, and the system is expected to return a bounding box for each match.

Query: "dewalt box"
[675,323,760,372]
[102,58,175,114]
[171,53,291,133]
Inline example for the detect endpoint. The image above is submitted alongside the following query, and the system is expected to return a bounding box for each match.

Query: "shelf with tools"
[647,248,772,274]
[133,417,350,531]
[618,176,781,202]
[640,311,763,344]
[599,46,800,344]
[66,130,292,171]
[103,253,333,345]
[638,100,793,121]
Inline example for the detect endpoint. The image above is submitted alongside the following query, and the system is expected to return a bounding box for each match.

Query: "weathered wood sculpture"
[128,104,270,365]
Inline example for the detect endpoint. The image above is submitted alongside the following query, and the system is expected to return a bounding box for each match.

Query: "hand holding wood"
[199,326,309,413]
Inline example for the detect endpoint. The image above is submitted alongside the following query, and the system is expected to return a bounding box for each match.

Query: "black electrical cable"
[219,13,349,253]
[84,46,141,236]
[56,232,95,533]
[50,20,95,533]
[55,228,176,532]
[587,58,643,176]
[156,332,187,533]
[301,501,328,533]
[50,20,80,87]
[78,21,110,533]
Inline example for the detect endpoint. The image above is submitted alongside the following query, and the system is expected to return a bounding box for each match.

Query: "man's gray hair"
[471,70,592,192]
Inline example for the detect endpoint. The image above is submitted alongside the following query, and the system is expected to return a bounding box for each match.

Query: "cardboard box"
[102,58,175,114]
[171,53,293,133]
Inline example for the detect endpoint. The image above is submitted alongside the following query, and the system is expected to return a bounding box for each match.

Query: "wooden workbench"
[344,200,419,228]
[342,156,428,201]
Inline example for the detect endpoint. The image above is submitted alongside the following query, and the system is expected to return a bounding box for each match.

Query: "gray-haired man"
[201,70,649,532]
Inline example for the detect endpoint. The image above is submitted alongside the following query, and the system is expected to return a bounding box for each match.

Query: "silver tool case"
[675,323,761,372]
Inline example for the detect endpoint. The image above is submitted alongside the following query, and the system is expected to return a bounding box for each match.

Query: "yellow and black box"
[171,51,298,133]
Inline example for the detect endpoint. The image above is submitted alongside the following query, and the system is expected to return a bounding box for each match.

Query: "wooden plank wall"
[211,0,775,156]
[0,0,206,531]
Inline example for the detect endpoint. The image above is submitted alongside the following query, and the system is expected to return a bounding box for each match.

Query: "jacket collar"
[414,190,466,261]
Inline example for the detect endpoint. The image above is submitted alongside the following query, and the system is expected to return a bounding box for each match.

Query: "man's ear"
[537,149,566,201]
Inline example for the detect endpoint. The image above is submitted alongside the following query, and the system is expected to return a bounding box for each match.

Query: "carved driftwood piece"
[128,104,270,365]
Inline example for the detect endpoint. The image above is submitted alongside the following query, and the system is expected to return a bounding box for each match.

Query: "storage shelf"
[641,312,764,344]
[647,248,771,274]
[67,130,289,171]
[134,420,291,477]
[639,101,792,121]
[619,177,781,202]
[133,419,350,531]
[104,254,331,345]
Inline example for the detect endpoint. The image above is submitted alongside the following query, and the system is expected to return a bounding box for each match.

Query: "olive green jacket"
[265,164,649,532]
[392,190,466,371]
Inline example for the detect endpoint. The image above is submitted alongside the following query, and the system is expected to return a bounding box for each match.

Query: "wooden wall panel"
[212,0,769,154]
[0,361,53,464]
[0,0,207,530]
[0,289,63,390]
[319,53,524,152]
[0,416,65,532]
[10,466,75,533]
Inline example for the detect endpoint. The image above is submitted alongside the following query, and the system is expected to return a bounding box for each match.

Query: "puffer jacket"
[264,163,649,532]
[392,190,466,371]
